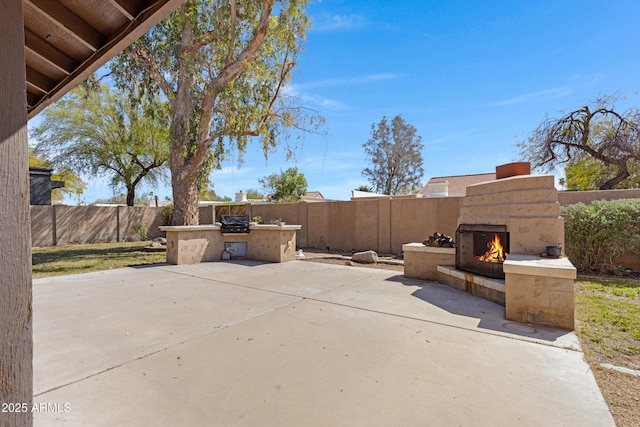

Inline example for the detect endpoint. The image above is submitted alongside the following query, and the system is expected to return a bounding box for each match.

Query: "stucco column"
[0,1,33,426]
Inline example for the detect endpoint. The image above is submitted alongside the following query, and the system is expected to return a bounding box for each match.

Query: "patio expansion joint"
[158,267,581,353]
[34,296,305,398]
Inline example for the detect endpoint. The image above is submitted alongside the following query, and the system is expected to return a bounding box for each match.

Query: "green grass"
[32,242,166,279]
[575,278,640,359]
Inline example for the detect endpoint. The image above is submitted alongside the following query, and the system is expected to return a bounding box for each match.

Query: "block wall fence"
[30,188,640,269]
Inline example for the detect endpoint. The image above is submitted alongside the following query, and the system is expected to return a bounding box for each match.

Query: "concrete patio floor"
[33,260,614,426]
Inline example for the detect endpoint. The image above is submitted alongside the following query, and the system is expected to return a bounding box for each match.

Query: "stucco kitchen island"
[159,224,301,265]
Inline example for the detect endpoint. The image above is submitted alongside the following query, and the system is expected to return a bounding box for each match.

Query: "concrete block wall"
[249,197,463,254]
[30,205,222,247]
[55,206,119,244]
[29,188,640,271]
[30,205,55,247]
[558,188,640,205]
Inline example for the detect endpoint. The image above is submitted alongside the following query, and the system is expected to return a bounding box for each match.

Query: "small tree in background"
[362,114,424,195]
[259,167,307,202]
[91,192,156,206]
[355,185,373,192]
[198,182,232,202]
[245,189,265,200]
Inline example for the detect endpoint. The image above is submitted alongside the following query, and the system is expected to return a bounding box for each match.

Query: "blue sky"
[35,0,640,203]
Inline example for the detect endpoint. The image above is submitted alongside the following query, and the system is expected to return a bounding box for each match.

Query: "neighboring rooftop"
[417,172,496,198]
[301,191,325,201]
[351,189,387,199]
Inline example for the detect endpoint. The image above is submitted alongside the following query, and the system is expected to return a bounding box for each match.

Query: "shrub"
[562,199,640,273]
[160,204,174,225]
[133,223,148,240]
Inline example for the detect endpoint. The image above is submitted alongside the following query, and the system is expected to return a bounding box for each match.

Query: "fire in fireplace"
[474,233,508,263]
[456,224,509,279]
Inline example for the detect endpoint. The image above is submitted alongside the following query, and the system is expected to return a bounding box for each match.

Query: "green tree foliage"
[259,167,307,202]
[245,189,265,199]
[198,185,232,201]
[91,193,155,206]
[111,0,318,225]
[28,151,86,204]
[31,83,170,206]
[562,199,640,273]
[564,154,640,191]
[362,114,424,195]
[354,185,373,192]
[519,96,640,189]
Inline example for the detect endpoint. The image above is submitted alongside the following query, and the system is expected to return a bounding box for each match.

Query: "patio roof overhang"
[0,1,186,419]
[24,0,185,120]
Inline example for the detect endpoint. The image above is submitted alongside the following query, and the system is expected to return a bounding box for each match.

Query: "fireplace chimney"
[496,162,531,180]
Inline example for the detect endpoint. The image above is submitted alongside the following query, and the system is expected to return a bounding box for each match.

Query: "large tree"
[519,96,640,189]
[362,114,424,195]
[259,166,307,202]
[111,0,316,225]
[31,83,170,206]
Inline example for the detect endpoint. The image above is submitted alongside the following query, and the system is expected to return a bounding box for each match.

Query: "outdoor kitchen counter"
[160,224,302,265]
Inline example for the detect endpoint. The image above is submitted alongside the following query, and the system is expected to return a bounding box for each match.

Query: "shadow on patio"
[385,274,573,344]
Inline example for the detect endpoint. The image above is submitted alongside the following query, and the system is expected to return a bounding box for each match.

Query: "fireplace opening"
[456,224,509,279]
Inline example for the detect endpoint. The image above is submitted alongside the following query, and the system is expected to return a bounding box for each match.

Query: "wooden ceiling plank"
[24,29,77,75]
[27,81,46,97]
[109,0,141,20]
[27,0,187,118]
[26,65,56,93]
[25,0,105,52]
[27,91,41,108]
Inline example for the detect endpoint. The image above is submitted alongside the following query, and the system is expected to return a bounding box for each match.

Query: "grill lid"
[220,215,250,233]
[220,215,250,226]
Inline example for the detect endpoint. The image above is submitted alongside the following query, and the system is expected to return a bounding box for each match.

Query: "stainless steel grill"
[220,215,250,234]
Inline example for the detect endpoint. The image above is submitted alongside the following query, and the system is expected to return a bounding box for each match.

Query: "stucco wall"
[391,197,462,253]
[30,188,640,266]
[248,197,463,254]
[55,206,119,244]
[30,205,221,247]
[118,206,167,240]
[558,188,640,205]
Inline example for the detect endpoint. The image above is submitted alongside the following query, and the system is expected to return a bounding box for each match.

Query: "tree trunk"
[126,186,135,206]
[0,1,33,425]
[599,162,631,190]
[171,152,200,225]
[169,99,200,225]
[167,20,201,226]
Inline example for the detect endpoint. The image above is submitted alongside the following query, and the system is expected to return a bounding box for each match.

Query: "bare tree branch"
[127,47,175,102]
[195,0,275,165]
[520,97,640,189]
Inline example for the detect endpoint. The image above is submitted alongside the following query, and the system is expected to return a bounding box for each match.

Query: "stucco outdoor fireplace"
[407,163,578,329]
